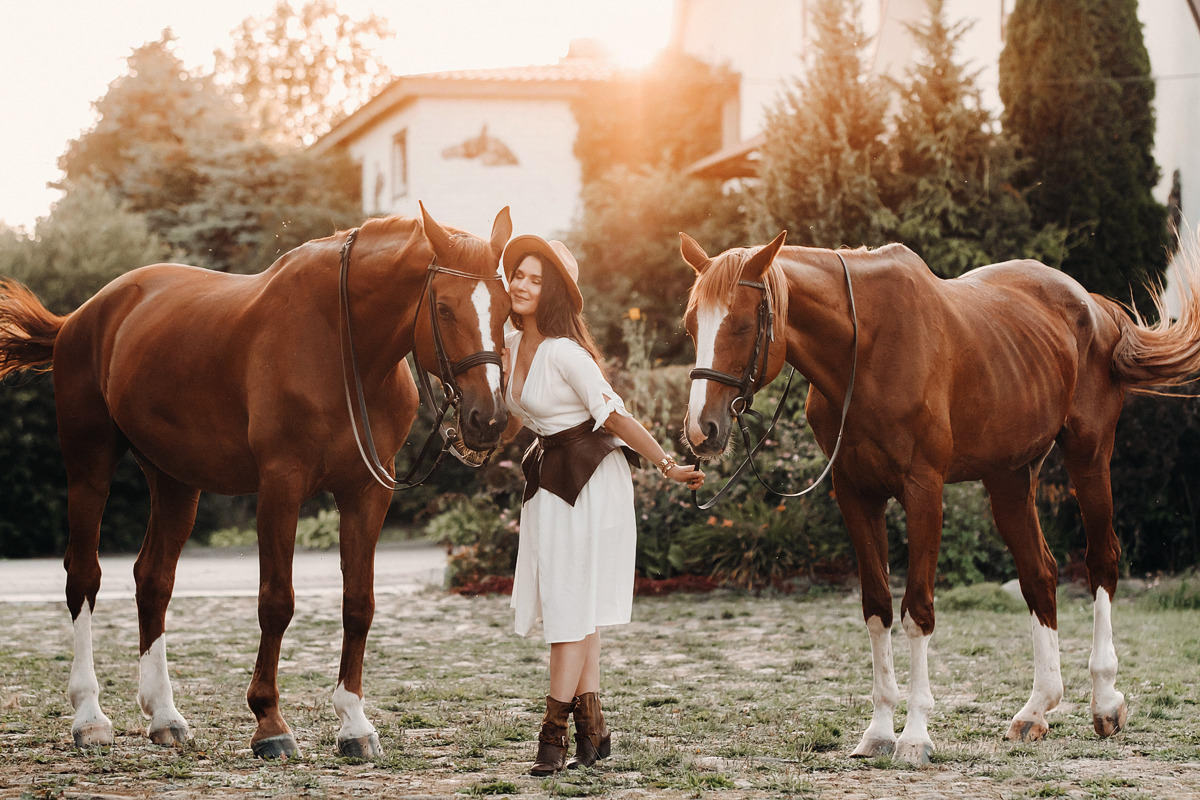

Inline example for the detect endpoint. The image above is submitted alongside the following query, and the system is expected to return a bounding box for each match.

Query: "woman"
[500,234,704,775]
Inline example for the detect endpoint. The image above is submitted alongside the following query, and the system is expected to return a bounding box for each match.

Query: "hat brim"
[503,234,584,314]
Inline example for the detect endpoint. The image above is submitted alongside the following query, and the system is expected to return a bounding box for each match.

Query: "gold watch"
[657,455,678,477]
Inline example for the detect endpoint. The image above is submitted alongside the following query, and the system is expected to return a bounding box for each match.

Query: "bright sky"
[0,0,674,231]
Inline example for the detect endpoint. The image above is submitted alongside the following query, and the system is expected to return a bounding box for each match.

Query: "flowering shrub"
[425,494,520,589]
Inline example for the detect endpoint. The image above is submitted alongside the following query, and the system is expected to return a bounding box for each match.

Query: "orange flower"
[628,307,642,321]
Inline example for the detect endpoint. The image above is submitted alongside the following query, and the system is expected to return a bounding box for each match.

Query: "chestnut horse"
[680,231,1200,764]
[0,206,512,759]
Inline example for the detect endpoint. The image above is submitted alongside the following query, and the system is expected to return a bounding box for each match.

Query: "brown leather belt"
[521,418,640,506]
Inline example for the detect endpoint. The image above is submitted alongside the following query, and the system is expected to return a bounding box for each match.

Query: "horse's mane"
[687,244,791,326]
[354,214,499,278]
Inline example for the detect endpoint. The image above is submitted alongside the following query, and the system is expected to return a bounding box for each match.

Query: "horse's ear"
[490,207,512,258]
[744,230,788,280]
[418,201,453,256]
[679,232,710,274]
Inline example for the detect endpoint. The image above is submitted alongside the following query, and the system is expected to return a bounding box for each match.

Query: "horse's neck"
[782,255,857,402]
[346,242,429,375]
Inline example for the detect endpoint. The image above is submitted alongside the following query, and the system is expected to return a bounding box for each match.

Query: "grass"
[1,581,1199,798]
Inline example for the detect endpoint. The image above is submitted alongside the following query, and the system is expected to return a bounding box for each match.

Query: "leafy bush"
[424,494,519,590]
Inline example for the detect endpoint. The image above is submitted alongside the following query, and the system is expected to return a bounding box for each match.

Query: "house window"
[392,130,409,199]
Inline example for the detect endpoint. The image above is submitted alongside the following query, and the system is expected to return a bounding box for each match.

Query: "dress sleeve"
[554,340,632,429]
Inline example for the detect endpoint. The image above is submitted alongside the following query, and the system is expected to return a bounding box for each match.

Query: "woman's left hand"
[667,463,705,490]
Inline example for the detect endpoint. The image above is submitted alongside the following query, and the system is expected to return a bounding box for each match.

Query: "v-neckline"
[511,332,545,408]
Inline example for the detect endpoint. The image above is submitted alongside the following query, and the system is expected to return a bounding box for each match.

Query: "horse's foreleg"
[895,483,943,766]
[331,487,391,758]
[247,483,302,759]
[133,464,200,745]
[983,466,1063,742]
[835,477,898,760]
[60,415,122,748]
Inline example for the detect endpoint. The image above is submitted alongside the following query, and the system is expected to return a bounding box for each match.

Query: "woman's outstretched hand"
[666,462,705,491]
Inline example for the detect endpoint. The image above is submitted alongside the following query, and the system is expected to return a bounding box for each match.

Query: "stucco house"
[312,40,617,239]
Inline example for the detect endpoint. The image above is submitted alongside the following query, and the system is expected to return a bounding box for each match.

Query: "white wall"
[348,95,583,240]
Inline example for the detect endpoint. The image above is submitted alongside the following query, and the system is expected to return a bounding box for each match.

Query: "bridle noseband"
[688,251,858,510]
[338,228,504,491]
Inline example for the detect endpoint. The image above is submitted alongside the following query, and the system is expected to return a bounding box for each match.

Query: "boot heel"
[598,733,611,759]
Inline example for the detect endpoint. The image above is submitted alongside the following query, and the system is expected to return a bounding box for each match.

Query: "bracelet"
[657,455,678,478]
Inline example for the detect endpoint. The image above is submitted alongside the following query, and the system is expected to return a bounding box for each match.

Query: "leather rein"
[338,228,503,491]
[689,251,859,510]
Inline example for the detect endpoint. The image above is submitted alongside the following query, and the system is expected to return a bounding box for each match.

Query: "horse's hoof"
[850,737,895,758]
[72,722,114,748]
[1093,702,1128,737]
[1004,719,1048,742]
[338,732,382,759]
[252,733,301,760]
[149,722,190,746]
[894,739,934,766]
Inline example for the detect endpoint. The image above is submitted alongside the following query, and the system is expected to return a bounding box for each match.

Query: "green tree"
[214,0,394,147]
[569,166,746,363]
[58,33,247,239]
[0,184,172,557]
[1000,0,1168,307]
[59,32,361,274]
[2,179,173,313]
[168,139,361,274]
[881,0,1067,277]
[750,0,895,248]
[572,48,737,184]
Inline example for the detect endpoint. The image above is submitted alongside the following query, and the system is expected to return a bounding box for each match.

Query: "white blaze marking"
[334,682,377,741]
[471,282,503,399]
[687,302,729,444]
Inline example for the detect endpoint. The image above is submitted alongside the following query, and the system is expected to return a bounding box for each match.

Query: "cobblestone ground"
[2,560,1199,799]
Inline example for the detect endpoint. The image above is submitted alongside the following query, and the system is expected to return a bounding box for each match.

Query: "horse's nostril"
[702,420,720,444]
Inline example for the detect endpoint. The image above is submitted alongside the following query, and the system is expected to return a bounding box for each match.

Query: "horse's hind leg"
[331,486,391,758]
[982,462,1063,742]
[132,459,200,745]
[58,381,124,747]
[1060,435,1128,737]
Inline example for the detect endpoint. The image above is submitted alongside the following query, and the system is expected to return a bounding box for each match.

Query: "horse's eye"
[437,304,454,322]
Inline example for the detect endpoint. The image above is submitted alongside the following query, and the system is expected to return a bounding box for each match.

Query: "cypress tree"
[1000,0,1168,307]
[881,0,1066,277]
[750,0,895,248]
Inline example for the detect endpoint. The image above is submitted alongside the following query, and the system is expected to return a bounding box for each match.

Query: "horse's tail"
[1106,231,1200,391]
[0,279,66,380]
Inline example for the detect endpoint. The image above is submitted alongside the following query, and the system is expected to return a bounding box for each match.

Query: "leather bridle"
[689,251,858,510]
[338,228,504,491]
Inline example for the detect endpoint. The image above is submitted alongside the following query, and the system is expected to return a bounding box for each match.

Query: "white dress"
[505,331,638,643]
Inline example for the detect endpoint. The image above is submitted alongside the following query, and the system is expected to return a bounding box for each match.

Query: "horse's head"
[416,203,513,452]
[681,230,789,460]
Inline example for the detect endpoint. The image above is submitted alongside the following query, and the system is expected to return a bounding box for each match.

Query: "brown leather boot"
[566,691,611,769]
[530,695,576,776]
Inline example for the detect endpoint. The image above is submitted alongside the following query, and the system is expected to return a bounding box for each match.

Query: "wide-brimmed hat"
[503,234,584,313]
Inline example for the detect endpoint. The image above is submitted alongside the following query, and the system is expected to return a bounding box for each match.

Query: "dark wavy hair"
[510,253,605,370]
